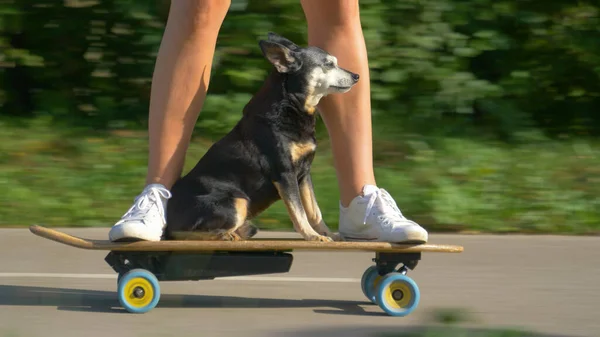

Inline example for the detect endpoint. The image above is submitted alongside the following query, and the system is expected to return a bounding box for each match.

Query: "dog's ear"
[267,32,299,51]
[259,40,301,73]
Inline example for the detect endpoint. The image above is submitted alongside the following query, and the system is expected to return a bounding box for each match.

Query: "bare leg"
[300,0,375,207]
[147,0,231,189]
[109,0,230,242]
[300,0,428,243]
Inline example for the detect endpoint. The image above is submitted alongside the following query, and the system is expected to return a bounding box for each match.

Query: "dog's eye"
[325,61,335,68]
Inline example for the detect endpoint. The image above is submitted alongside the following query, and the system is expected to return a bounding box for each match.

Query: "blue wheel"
[360,265,383,303]
[117,269,161,313]
[375,272,420,317]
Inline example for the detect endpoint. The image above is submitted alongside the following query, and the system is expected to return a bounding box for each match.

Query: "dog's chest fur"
[241,123,317,218]
[289,140,316,163]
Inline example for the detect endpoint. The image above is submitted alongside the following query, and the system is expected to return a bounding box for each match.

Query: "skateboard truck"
[372,252,420,275]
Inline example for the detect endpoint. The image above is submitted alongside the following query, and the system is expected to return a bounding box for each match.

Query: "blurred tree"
[0,0,598,138]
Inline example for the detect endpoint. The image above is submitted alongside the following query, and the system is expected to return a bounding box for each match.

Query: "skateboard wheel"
[360,266,376,300]
[360,265,383,304]
[117,269,161,314]
[375,273,420,317]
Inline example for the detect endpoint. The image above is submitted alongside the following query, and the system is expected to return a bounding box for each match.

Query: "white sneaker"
[108,183,172,242]
[338,185,428,243]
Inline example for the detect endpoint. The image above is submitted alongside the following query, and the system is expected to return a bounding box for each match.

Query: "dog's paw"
[228,232,243,241]
[316,230,341,241]
[308,234,334,242]
[217,231,243,241]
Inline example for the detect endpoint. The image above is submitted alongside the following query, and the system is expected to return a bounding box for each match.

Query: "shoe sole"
[109,223,162,242]
[341,236,427,244]
[110,237,149,243]
[340,229,428,244]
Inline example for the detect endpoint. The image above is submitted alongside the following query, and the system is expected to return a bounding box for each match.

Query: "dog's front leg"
[298,173,340,241]
[273,174,333,242]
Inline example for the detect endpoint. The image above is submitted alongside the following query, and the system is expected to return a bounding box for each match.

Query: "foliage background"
[1,0,598,234]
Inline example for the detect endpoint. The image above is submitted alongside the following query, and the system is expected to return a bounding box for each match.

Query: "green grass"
[378,328,546,337]
[377,308,555,337]
[1,118,599,234]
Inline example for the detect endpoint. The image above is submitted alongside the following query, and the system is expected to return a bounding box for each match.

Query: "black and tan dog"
[165,33,359,242]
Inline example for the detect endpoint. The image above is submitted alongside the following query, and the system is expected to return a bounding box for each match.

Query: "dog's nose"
[352,73,360,82]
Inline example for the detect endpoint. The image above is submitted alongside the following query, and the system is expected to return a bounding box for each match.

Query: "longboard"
[29,224,463,317]
[29,224,464,253]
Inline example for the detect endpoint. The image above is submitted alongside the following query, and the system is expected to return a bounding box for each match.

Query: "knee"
[169,0,231,31]
[302,0,360,29]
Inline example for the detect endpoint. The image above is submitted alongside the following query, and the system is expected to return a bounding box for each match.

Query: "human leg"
[109,0,231,242]
[300,0,428,243]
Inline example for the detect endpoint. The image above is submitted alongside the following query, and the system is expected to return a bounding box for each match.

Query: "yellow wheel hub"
[383,281,412,309]
[123,277,154,308]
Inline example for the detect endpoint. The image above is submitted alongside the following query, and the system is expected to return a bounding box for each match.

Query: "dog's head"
[259,32,359,112]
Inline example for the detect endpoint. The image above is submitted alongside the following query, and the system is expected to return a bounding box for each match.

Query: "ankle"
[145,177,174,190]
[339,183,378,208]
[340,192,358,208]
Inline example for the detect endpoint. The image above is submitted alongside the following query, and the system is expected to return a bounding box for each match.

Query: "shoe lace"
[122,186,172,224]
[363,188,405,225]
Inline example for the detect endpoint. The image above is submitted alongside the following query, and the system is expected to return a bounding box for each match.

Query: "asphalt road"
[0,228,598,337]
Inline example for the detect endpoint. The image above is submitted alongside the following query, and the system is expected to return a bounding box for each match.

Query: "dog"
[164,32,360,242]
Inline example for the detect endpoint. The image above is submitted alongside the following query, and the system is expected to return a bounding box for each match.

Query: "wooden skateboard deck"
[29,224,464,317]
[29,225,463,253]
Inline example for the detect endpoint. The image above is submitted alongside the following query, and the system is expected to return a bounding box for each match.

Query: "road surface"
[0,228,598,337]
